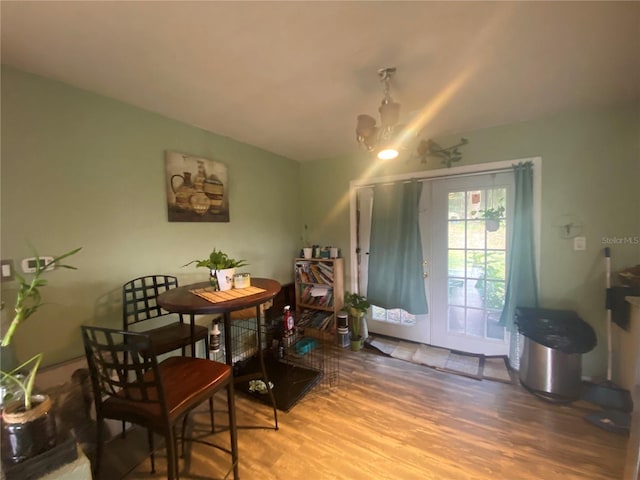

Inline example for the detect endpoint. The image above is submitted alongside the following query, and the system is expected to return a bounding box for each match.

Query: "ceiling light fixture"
[356,67,402,160]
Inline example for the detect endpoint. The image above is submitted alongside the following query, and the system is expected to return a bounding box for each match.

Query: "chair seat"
[144,323,208,355]
[104,357,232,431]
[82,326,238,479]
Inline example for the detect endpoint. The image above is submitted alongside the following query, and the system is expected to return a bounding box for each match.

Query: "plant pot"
[0,345,22,410]
[216,267,236,291]
[303,247,313,259]
[1,394,57,465]
[350,337,363,352]
[485,219,500,232]
[209,271,219,290]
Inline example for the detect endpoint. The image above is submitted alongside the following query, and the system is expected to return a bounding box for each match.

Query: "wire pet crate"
[227,310,339,411]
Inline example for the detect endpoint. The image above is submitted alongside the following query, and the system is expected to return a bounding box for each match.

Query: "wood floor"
[99,345,628,480]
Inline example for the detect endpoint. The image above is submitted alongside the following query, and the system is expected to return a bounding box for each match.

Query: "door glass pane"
[485,280,506,310]
[449,220,465,248]
[448,250,464,277]
[448,192,466,219]
[467,190,483,218]
[466,309,485,337]
[467,220,485,249]
[446,186,506,344]
[466,279,485,308]
[486,251,506,280]
[466,250,485,279]
[371,305,416,326]
[448,306,465,333]
[487,225,506,249]
[448,278,465,305]
[487,310,505,340]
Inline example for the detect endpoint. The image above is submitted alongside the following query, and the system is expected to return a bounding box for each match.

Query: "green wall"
[2,65,638,379]
[301,103,640,378]
[0,67,301,367]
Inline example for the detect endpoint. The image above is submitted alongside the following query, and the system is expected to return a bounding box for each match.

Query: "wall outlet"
[21,256,54,273]
[574,236,586,251]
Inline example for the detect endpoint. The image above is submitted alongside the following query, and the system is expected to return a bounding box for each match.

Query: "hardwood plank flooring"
[99,346,628,479]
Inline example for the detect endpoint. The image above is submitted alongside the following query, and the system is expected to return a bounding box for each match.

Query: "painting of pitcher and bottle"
[165,150,229,222]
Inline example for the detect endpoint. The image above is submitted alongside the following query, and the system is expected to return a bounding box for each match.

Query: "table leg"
[190,314,197,358]
[256,305,278,430]
[223,312,233,366]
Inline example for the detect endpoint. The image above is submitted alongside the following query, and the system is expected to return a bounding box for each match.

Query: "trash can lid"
[515,307,597,354]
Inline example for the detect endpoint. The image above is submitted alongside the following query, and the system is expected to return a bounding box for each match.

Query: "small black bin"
[516,307,596,401]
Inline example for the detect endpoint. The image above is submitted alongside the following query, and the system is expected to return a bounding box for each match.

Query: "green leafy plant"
[183,247,248,271]
[479,205,505,221]
[301,224,310,248]
[1,247,81,411]
[471,202,505,231]
[344,291,370,340]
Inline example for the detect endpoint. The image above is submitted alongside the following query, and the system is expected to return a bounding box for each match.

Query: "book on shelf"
[296,260,335,285]
[296,310,334,331]
[299,285,333,307]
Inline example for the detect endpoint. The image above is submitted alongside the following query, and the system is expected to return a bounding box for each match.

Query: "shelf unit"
[294,257,344,339]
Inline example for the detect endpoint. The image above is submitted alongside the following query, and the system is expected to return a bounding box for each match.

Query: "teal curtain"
[366,180,428,314]
[499,162,539,331]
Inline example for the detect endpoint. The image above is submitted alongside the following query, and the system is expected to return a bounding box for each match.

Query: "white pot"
[303,247,313,259]
[216,267,236,291]
[485,219,500,232]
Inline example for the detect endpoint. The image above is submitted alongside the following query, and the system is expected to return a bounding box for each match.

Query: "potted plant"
[344,291,370,351]
[301,224,312,259]
[1,246,81,465]
[183,247,248,291]
[478,205,505,232]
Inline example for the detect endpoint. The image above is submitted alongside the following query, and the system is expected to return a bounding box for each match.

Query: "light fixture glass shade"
[379,101,400,127]
[356,114,378,152]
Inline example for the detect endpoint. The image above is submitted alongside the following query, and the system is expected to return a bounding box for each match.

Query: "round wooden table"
[157,277,281,429]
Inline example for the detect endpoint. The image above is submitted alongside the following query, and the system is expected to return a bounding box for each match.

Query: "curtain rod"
[352,164,520,190]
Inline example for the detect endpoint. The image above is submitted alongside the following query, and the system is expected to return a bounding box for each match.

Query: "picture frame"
[165,150,229,222]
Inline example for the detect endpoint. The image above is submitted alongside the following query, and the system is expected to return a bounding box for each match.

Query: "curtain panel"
[366,180,428,315]
[499,161,539,332]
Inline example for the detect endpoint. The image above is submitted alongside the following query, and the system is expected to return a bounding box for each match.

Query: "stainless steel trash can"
[519,336,583,399]
[516,307,597,402]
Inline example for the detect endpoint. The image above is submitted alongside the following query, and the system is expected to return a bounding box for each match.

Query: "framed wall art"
[165,150,230,222]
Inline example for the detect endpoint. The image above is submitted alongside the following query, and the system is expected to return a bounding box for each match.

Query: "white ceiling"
[2,2,639,162]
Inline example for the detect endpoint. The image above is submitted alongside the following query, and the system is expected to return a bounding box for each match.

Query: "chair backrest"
[81,326,169,418]
[122,275,181,329]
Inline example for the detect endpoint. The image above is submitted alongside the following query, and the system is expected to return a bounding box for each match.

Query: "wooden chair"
[81,326,238,480]
[122,275,213,437]
[122,275,209,357]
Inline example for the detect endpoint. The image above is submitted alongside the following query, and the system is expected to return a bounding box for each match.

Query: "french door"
[359,171,513,356]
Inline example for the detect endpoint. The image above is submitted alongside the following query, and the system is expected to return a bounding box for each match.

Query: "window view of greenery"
[448,188,506,341]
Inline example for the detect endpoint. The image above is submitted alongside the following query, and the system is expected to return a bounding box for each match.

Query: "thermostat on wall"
[21,256,55,273]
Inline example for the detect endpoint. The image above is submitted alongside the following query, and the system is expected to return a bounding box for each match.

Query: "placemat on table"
[190,286,266,303]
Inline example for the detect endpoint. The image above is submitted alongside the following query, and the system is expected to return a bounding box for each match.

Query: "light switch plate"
[1,259,14,281]
[574,236,586,251]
